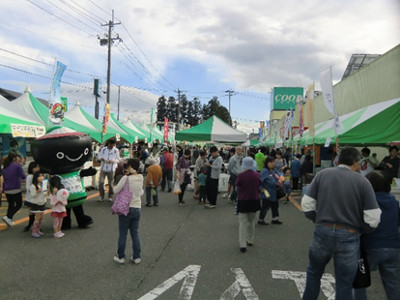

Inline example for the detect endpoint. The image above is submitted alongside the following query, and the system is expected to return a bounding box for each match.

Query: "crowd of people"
[1,140,399,298]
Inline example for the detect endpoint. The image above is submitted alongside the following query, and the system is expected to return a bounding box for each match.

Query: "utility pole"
[225,90,234,115]
[175,89,181,131]
[100,10,121,104]
[117,85,121,120]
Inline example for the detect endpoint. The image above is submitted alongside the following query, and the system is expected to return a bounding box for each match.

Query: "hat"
[241,157,255,171]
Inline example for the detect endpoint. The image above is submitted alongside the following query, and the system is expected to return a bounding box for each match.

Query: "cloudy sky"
[0,0,399,134]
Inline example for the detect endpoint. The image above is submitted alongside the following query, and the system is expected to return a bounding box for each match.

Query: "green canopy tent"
[299,97,400,146]
[175,115,247,143]
[138,123,164,143]
[109,113,145,143]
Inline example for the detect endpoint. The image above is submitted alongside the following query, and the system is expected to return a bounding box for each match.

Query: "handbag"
[173,180,182,194]
[352,248,371,289]
[276,185,285,199]
[111,177,132,216]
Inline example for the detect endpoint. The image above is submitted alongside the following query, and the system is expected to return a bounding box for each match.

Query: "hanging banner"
[102,103,111,135]
[61,97,68,112]
[163,118,169,141]
[306,83,315,137]
[299,97,304,137]
[49,61,67,126]
[320,68,335,116]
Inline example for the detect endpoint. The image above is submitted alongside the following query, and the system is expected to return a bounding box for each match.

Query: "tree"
[166,96,178,123]
[180,94,188,125]
[156,95,167,122]
[201,97,232,125]
[192,97,202,124]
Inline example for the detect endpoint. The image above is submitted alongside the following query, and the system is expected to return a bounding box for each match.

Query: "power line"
[26,0,97,37]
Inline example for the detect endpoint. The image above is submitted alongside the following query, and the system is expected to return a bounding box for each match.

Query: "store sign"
[272,87,304,110]
[10,124,46,138]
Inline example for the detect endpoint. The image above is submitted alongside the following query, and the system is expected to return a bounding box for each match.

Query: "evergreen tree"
[156,95,167,122]
[186,101,195,126]
[180,94,188,125]
[166,96,178,123]
[192,97,202,124]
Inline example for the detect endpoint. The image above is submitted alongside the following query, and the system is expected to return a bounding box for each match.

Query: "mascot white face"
[31,127,92,174]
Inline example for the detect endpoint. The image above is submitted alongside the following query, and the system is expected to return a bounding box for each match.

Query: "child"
[24,161,40,232]
[198,167,208,205]
[29,172,48,238]
[50,181,69,238]
[282,167,291,204]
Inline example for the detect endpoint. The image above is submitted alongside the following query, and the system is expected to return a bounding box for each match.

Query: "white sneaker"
[113,255,125,264]
[108,197,113,202]
[97,197,104,202]
[131,256,141,264]
[222,193,228,198]
[2,216,13,227]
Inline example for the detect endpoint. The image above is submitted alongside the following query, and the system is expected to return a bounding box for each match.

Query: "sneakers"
[258,220,269,225]
[2,216,13,227]
[153,203,159,207]
[240,247,247,253]
[108,197,113,202]
[222,193,228,198]
[205,204,216,209]
[97,197,104,202]
[179,201,187,206]
[130,256,141,264]
[271,220,283,225]
[31,232,41,238]
[145,203,152,207]
[54,231,65,238]
[113,255,126,264]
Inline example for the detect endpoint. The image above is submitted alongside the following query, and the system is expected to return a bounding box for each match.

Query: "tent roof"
[175,116,247,143]
[122,120,150,140]
[109,114,145,143]
[298,97,400,145]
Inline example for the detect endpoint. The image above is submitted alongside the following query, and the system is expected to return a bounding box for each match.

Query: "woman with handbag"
[353,171,400,300]
[176,149,192,207]
[113,158,144,264]
[258,157,283,225]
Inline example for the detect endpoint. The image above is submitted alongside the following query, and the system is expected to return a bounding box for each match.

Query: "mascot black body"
[31,127,97,229]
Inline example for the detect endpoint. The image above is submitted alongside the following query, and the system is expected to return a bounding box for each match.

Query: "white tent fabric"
[64,105,98,131]
[122,119,148,138]
[211,117,247,142]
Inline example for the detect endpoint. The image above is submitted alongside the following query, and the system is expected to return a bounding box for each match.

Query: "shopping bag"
[111,177,132,216]
[352,250,371,288]
[173,180,182,194]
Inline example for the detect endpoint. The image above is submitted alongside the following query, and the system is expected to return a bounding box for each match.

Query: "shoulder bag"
[111,177,132,216]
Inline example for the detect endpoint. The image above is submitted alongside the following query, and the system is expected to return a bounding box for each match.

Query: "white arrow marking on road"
[138,265,201,300]
[271,270,335,300]
[220,268,259,300]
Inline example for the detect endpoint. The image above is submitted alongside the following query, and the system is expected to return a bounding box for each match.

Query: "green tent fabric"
[0,113,45,136]
[109,114,145,143]
[299,97,400,146]
[122,119,150,140]
[175,116,247,143]
[138,124,163,143]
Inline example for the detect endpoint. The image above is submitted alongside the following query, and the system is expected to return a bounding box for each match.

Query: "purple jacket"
[235,170,261,213]
[2,162,25,192]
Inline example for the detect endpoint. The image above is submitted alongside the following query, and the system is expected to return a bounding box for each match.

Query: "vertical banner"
[306,83,315,137]
[102,103,111,135]
[299,97,304,137]
[61,97,68,112]
[259,121,264,142]
[320,68,343,135]
[163,118,169,142]
[49,61,67,126]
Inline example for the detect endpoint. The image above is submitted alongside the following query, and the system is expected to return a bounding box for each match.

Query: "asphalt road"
[0,189,386,299]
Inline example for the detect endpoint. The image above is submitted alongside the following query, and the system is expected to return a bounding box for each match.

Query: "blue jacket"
[291,159,301,178]
[260,168,279,202]
[362,191,400,249]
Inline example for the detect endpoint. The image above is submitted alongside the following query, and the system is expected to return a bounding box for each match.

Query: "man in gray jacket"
[301,147,381,300]
[228,146,243,203]
[205,146,223,208]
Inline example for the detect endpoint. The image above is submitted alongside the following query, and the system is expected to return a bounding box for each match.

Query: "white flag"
[320,68,335,116]
[332,113,343,136]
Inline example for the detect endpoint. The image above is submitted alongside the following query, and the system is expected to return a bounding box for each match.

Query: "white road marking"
[271,270,335,300]
[138,265,201,300]
[220,268,259,300]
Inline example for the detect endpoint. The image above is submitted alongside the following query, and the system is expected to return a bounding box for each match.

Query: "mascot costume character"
[31,126,97,229]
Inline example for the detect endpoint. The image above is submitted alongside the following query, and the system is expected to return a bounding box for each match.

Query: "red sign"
[163,118,169,141]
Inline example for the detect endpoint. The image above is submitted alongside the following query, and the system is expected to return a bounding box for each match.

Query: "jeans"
[259,198,279,220]
[353,248,400,300]
[206,178,219,205]
[161,169,173,191]
[238,212,256,248]
[303,224,359,300]
[99,170,114,199]
[117,208,141,260]
[229,174,238,201]
[146,187,158,205]
[179,183,188,203]
[5,192,23,219]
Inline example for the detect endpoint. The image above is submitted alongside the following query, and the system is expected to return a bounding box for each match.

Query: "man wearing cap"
[301,147,381,299]
[160,147,174,192]
[97,139,120,201]
[205,146,223,208]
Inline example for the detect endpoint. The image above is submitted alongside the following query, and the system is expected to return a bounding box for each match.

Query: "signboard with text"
[271,87,304,110]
